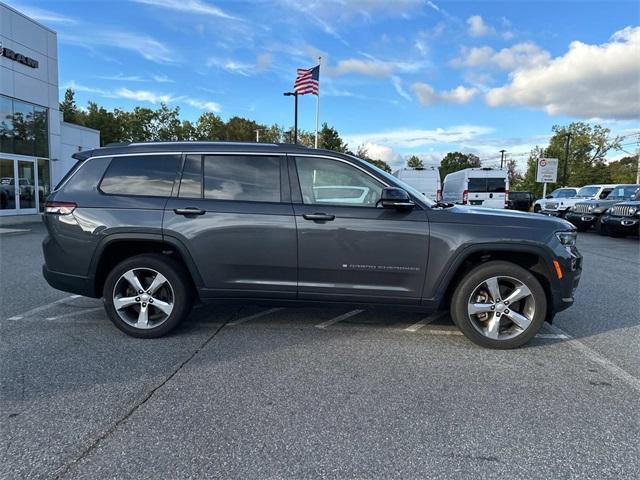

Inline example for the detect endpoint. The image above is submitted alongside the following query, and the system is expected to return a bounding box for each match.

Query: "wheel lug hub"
[149,299,153,303]
[142,303,147,307]
[135,297,140,302]
[496,312,501,317]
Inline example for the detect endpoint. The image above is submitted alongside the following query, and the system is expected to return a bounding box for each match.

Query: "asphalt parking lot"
[1,223,639,479]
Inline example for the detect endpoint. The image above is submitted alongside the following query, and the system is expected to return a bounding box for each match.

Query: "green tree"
[439,152,481,181]
[356,145,392,173]
[225,116,260,141]
[195,112,226,140]
[151,104,183,141]
[320,123,349,152]
[60,88,82,125]
[118,107,156,142]
[83,102,122,146]
[505,157,523,189]
[520,122,622,196]
[607,155,639,184]
[407,155,424,169]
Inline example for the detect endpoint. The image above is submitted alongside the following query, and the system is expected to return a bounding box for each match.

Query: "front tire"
[103,254,193,338]
[450,261,547,349]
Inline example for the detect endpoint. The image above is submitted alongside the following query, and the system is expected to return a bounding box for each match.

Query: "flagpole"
[315,56,321,149]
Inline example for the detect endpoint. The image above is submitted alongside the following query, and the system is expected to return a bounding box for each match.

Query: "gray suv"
[42,142,582,349]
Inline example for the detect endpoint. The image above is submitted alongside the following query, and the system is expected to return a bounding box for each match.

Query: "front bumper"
[565,212,596,229]
[602,216,640,235]
[542,209,569,217]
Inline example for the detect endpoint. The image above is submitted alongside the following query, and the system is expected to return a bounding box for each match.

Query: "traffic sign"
[536,157,558,183]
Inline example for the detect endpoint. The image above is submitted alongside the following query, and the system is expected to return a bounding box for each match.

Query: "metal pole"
[542,182,547,199]
[636,134,640,184]
[500,149,506,169]
[562,132,571,186]
[255,129,260,143]
[315,56,321,148]
[293,93,298,144]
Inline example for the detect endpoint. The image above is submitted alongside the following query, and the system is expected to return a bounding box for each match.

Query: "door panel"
[164,154,297,298]
[292,155,429,303]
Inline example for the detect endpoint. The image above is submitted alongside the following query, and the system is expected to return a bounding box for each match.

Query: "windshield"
[350,156,436,206]
[607,186,640,200]
[576,186,599,198]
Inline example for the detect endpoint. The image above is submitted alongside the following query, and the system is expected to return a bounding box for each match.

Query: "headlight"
[630,207,637,216]
[556,231,577,246]
[587,205,594,213]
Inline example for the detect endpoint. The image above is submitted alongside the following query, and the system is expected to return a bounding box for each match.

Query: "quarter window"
[100,155,180,197]
[203,155,281,202]
[295,157,383,207]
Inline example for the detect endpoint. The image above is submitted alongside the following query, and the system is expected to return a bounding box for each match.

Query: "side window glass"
[203,155,281,202]
[295,157,383,207]
[179,155,203,198]
[99,155,180,197]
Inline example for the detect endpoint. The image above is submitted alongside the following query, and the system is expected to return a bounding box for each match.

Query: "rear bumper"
[42,265,98,298]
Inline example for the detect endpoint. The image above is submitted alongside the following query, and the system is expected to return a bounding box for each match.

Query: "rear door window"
[100,155,181,197]
[467,178,486,192]
[203,155,281,202]
[486,178,506,193]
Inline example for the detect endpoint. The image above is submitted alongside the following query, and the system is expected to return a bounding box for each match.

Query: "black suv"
[566,184,640,232]
[42,142,582,349]
[600,189,640,237]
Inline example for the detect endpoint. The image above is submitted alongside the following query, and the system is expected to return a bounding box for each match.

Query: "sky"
[7,0,640,170]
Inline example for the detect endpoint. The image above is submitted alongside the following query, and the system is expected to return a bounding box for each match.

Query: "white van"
[393,167,442,201]
[442,167,509,209]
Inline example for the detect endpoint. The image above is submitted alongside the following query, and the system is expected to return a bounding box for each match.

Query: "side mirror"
[380,187,415,210]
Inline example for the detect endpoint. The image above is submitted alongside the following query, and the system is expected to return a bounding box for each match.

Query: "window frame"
[290,154,389,209]
[97,153,182,198]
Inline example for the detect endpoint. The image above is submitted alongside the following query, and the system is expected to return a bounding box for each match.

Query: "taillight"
[462,190,468,204]
[45,201,77,215]
[436,189,442,202]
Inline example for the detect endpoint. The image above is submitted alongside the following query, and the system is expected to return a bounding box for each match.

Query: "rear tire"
[450,261,547,349]
[103,254,193,338]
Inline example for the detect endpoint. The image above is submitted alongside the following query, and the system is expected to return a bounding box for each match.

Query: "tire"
[533,204,541,213]
[576,225,589,232]
[450,261,547,349]
[103,253,193,338]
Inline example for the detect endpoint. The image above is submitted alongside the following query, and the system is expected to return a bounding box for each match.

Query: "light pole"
[283,91,298,144]
[562,132,571,186]
[499,149,506,169]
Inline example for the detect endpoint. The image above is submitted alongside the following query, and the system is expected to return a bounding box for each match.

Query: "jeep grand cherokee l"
[42,142,582,349]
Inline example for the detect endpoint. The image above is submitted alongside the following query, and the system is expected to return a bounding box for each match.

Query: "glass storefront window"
[38,159,51,212]
[17,160,36,209]
[0,95,49,158]
[0,159,17,210]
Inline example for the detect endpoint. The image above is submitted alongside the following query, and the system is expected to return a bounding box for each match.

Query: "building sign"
[536,157,558,183]
[0,42,39,68]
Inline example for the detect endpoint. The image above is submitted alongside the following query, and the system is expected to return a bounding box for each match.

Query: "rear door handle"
[303,213,335,222]
[174,207,206,216]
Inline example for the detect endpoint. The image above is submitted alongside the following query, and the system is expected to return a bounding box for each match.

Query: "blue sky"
[9,0,640,169]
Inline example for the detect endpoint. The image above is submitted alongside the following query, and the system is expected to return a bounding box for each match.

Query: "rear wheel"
[450,261,547,349]
[103,254,193,338]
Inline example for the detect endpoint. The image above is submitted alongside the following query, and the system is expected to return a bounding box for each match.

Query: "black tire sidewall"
[451,261,547,349]
[103,254,192,338]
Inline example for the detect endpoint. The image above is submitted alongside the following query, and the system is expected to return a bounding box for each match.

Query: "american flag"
[294,65,320,95]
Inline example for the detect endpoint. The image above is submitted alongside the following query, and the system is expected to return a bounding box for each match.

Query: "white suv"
[532,187,578,213]
[541,184,616,217]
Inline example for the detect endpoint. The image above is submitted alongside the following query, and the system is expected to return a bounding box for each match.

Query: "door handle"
[303,213,335,222]
[174,207,205,216]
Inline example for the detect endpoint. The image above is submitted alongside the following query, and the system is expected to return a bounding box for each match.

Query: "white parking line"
[6,295,81,320]
[315,309,364,329]
[404,311,447,332]
[535,333,569,340]
[227,307,285,326]
[545,323,640,393]
[45,307,104,321]
[421,328,464,336]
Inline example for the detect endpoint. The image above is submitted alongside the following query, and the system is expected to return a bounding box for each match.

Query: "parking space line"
[315,309,364,329]
[45,307,104,321]
[535,333,569,340]
[404,311,447,332]
[6,295,81,320]
[545,323,640,393]
[227,307,285,326]
[421,328,464,336]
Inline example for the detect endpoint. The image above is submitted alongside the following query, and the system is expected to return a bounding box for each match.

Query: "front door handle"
[303,213,335,222]
[174,207,206,216]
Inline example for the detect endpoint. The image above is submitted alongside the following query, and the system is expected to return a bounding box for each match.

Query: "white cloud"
[207,54,272,76]
[184,99,221,112]
[391,76,412,101]
[9,3,77,24]
[97,74,145,82]
[115,88,174,104]
[152,74,174,83]
[345,125,494,149]
[360,143,404,169]
[332,59,394,77]
[486,26,640,119]
[450,43,551,71]
[467,15,495,37]
[132,0,239,20]
[412,83,479,105]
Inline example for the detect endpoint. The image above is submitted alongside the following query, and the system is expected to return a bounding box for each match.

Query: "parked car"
[507,191,535,212]
[599,189,640,237]
[393,166,441,201]
[541,184,616,217]
[566,184,640,232]
[42,142,582,349]
[532,187,578,213]
[442,167,508,209]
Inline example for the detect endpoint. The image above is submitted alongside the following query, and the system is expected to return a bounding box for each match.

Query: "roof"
[72,141,329,161]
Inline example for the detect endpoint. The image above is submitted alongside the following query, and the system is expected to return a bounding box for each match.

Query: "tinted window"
[179,155,203,198]
[100,155,180,196]
[203,155,280,202]
[296,156,383,206]
[486,178,506,193]
[468,178,486,192]
[557,189,576,198]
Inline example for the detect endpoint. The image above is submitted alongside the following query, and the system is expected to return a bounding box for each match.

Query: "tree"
[83,102,123,146]
[519,122,622,196]
[607,155,639,184]
[225,116,260,141]
[195,112,225,140]
[407,155,424,169]
[356,145,392,173]
[320,123,349,153]
[505,157,523,188]
[60,88,82,125]
[439,152,481,181]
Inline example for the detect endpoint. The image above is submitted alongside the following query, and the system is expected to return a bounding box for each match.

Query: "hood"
[437,205,574,230]
[611,200,640,207]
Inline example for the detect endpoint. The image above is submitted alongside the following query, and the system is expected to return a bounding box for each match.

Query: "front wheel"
[103,254,193,338]
[533,204,541,213]
[450,261,547,349]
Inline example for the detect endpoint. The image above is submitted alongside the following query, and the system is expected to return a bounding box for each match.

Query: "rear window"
[468,178,486,192]
[53,159,83,191]
[100,155,181,197]
[486,178,506,193]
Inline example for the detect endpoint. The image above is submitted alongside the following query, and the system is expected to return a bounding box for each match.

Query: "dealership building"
[1,2,99,219]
